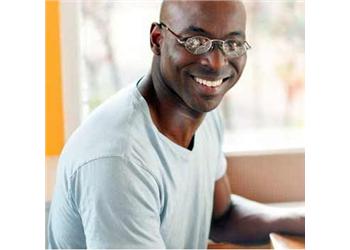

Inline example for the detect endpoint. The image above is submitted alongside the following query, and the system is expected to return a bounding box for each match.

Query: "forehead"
[164,1,246,37]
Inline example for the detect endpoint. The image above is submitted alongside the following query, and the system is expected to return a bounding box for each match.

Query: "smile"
[194,77,224,88]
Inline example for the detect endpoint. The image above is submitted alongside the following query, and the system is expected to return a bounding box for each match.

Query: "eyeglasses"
[159,22,251,58]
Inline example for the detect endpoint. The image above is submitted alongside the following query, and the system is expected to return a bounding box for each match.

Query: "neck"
[137,66,206,149]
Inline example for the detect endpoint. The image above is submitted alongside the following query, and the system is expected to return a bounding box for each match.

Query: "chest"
[157,145,219,248]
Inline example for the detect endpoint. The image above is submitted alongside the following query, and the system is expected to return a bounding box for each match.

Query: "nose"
[199,46,228,71]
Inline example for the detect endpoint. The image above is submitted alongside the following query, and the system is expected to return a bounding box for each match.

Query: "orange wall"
[46,0,64,156]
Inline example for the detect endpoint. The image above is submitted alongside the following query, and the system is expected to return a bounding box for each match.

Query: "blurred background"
[79,0,304,133]
[78,0,304,153]
[46,0,304,204]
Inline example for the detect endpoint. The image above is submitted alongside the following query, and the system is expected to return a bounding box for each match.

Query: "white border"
[0,1,44,248]
[306,0,350,249]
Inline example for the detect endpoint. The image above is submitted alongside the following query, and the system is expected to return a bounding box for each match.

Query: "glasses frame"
[159,22,251,57]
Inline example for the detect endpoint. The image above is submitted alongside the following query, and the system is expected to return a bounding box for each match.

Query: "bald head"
[159,0,246,37]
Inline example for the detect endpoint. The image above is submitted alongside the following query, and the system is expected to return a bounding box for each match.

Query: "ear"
[150,22,162,56]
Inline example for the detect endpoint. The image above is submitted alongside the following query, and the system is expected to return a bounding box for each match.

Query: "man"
[48,0,304,248]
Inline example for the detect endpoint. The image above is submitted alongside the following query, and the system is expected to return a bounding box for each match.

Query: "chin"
[191,99,222,113]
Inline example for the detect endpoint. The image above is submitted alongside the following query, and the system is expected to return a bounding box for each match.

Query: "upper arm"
[70,156,166,249]
[213,138,231,219]
[213,173,232,220]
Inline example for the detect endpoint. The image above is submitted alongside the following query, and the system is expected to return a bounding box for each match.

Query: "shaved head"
[160,0,246,33]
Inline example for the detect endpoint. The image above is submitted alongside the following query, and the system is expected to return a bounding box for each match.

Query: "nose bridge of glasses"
[204,42,228,69]
[210,39,228,55]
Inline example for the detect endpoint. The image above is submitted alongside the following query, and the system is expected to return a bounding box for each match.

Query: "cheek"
[232,55,247,78]
[225,56,247,90]
[160,45,180,78]
[160,44,193,84]
[237,54,247,69]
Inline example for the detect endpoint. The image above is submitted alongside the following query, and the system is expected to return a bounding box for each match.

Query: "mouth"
[190,75,231,88]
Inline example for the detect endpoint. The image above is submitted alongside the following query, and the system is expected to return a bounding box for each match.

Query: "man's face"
[158,1,247,113]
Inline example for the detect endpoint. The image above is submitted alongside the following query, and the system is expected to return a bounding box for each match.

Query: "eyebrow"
[183,25,244,38]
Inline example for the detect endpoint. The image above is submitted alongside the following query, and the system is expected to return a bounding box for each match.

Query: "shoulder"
[203,108,225,141]
[58,84,152,177]
[208,108,224,129]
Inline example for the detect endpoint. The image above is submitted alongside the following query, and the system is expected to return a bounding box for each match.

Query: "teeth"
[194,77,223,87]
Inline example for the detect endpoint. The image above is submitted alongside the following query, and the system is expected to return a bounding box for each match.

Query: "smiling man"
[48,0,304,249]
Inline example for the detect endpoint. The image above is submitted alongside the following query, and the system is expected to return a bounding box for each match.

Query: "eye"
[224,40,243,51]
[185,36,210,49]
[184,36,211,55]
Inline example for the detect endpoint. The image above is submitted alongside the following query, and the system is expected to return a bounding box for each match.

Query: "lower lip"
[191,77,225,95]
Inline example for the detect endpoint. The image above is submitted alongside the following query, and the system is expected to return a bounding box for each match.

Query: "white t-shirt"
[48,81,227,249]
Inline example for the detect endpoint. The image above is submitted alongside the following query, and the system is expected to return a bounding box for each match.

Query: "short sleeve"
[213,110,227,181]
[215,151,227,180]
[70,156,166,249]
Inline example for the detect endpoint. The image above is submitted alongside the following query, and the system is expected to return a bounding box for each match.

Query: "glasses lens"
[185,36,211,55]
[223,40,247,57]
